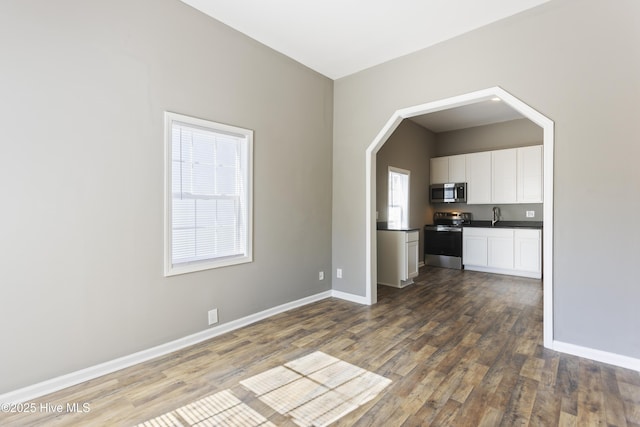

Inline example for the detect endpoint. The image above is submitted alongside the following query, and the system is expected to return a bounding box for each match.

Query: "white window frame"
[388,166,410,229]
[164,112,253,276]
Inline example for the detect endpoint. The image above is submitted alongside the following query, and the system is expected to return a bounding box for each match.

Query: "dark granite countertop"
[465,220,543,229]
[376,223,420,232]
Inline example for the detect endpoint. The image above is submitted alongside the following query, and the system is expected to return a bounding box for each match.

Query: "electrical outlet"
[337,268,343,279]
[208,308,218,325]
[319,271,324,280]
[526,210,535,218]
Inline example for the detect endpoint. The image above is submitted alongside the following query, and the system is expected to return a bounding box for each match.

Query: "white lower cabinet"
[462,233,488,266]
[407,238,419,280]
[377,230,420,288]
[463,227,541,279]
[487,229,515,270]
[514,229,542,273]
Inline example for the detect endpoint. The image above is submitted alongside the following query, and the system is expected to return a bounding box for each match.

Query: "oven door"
[424,226,462,257]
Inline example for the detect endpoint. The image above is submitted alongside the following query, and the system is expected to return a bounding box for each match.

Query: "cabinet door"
[517,145,543,203]
[430,157,449,184]
[466,152,492,204]
[448,154,466,183]
[463,235,488,266]
[377,231,402,285]
[488,231,514,270]
[492,148,517,203]
[406,240,419,279]
[514,229,541,273]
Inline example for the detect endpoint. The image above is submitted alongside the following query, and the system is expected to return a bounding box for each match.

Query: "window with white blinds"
[164,112,253,276]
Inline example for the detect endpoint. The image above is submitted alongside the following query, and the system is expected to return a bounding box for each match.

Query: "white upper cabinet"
[492,148,517,204]
[430,154,466,184]
[517,145,543,203]
[448,154,466,183]
[430,157,449,184]
[465,151,492,204]
[462,145,542,205]
[432,145,542,205]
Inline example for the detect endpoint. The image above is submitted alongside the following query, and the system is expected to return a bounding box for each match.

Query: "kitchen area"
[376,100,544,286]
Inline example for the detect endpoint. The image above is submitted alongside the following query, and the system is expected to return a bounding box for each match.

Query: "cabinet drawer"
[406,231,419,242]
[463,227,486,237]
[464,227,513,238]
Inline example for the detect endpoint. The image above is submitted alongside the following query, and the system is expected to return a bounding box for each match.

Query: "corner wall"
[376,120,436,256]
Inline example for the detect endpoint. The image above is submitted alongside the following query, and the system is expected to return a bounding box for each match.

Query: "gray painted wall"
[376,120,436,256]
[435,118,542,156]
[0,0,333,393]
[333,0,640,358]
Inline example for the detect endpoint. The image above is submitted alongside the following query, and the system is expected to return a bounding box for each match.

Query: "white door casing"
[365,86,554,348]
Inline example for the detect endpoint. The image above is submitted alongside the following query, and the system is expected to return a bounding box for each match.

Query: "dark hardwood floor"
[2,267,639,426]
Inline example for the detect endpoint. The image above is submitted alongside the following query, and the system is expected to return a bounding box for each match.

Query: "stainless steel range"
[424,212,472,270]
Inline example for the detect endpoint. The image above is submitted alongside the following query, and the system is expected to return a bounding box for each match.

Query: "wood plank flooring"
[2,267,639,426]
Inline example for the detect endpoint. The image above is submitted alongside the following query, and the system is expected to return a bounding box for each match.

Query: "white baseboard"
[553,340,640,372]
[0,290,333,405]
[10,290,636,405]
[331,289,371,305]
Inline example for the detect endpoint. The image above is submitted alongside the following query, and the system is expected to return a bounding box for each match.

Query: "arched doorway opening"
[365,86,554,348]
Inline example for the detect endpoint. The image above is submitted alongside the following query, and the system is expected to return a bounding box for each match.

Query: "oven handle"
[424,226,463,232]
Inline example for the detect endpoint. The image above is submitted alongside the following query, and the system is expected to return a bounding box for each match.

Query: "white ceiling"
[409,99,525,133]
[179,0,544,131]
[180,0,550,80]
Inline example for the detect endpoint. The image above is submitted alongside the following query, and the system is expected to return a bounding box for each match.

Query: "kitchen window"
[164,112,253,276]
[388,167,410,229]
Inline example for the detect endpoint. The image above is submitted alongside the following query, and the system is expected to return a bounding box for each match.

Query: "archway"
[365,86,554,348]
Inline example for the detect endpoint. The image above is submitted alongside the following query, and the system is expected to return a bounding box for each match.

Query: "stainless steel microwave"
[430,183,467,203]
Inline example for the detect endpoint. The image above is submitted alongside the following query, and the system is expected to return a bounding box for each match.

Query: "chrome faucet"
[492,206,501,226]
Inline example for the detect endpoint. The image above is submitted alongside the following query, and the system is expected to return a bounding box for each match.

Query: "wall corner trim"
[0,291,333,405]
[553,340,640,372]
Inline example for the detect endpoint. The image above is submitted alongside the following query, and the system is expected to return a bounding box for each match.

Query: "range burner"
[433,211,472,226]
